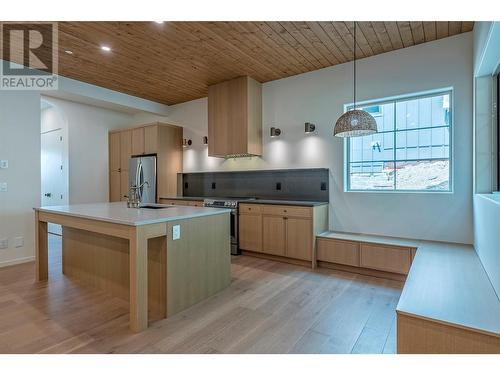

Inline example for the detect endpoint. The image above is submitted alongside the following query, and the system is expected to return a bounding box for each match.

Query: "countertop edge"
[35,206,230,226]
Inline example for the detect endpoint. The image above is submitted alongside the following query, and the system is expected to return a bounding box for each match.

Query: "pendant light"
[334,22,377,137]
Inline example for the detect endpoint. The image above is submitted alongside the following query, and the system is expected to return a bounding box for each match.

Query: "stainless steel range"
[203,197,254,255]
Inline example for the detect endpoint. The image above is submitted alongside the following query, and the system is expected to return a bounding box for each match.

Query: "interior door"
[41,129,67,235]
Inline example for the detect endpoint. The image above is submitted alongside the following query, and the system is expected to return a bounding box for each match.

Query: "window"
[346,90,452,192]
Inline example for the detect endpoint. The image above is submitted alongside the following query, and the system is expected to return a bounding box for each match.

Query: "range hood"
[208,76,262,158]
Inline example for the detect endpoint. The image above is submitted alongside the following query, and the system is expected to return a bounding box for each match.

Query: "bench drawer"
[360,243,412,274]
[261,205,312,218]
[317,238,360,267]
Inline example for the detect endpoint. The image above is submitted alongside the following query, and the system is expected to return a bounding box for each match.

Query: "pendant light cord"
[353,21,356,110]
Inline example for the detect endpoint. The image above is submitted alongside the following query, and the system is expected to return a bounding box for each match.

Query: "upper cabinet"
[208,76,262,158]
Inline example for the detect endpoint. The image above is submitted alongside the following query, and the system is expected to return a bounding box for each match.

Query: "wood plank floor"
[0,235,402,354]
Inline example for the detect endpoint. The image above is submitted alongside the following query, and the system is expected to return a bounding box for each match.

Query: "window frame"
[344,89,454,193]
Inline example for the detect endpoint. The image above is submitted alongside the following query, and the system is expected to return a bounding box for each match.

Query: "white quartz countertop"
[35,202,230,226]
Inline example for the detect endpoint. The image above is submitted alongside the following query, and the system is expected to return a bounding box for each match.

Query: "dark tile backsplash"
[182,168,329,201]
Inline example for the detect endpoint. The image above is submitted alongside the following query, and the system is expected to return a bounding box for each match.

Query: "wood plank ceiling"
[3,21,474,105]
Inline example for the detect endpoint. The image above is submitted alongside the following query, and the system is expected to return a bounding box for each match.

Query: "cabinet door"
[120,130,132,171]
[239,213,262,252]
[132,127,145,155]
[144,125,158,154]
[262,215,286,256]
[120,170,129,201]
[109,170,121,202]
[285,218,313,261]
[109,132,121,171]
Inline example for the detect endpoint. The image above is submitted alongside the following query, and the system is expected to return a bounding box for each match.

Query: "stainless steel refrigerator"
[129,155,157,204]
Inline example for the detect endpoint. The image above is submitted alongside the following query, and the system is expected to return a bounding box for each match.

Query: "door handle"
[44,193,52,197]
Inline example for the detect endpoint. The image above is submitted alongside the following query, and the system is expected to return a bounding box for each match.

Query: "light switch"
[0,160,8,169]
[0,239,8,249]
[172,225,181,240]
[14,236,24,248]
[0,183,7,192]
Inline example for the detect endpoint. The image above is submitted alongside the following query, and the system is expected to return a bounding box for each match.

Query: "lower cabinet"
[285,217,313,261]
[262,215,287,256]
[239,203,328,265]
[239,213,262,252]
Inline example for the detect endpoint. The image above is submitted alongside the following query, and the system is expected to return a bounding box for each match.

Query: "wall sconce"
[270,127,281,137]
[305,122,316,133]
[183,138,192,147]
[202,136,208,145]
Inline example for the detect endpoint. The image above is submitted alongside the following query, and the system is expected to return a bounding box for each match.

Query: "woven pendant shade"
[334,109,377,137]
[333,22,377,138]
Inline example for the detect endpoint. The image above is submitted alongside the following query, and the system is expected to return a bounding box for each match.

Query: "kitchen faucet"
[127,181,150,208]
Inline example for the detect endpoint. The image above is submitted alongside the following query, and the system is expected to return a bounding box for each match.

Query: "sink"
[139,204,171,210]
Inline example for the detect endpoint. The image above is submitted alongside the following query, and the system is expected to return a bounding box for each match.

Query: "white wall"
[43,97,136,204]
[0,70,170,267]
[0,91,41,266]
[472,22,500,298]
[165,33,474,244]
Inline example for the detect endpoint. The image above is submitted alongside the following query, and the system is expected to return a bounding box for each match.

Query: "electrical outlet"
[172,225,181,240]
[0,160,8,169]
[321,182,327,191]
[14,236,24,248]
[0,183,7,192]
[0,238,8,249]
[276,182,282,191]
[211,182,216,189]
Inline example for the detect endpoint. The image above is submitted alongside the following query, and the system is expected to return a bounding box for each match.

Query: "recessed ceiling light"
[101,45,111,52]
[64,50,73,55]
[154,21,164,24]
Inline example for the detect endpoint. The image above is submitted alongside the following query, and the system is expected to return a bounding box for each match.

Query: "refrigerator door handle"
[138,161,144,200]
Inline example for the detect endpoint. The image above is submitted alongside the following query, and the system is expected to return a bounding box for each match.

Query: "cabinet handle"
[284,209,287,213]
[118,168,121,172]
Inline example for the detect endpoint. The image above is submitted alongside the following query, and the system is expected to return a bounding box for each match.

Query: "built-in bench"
[397,241,500,353]
[316,231,500,353]
[316,231,419,281]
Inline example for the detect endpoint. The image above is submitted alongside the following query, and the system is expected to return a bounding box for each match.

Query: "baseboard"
[0,256,35,268]
[317,261,407,282]
[241,250,312,268]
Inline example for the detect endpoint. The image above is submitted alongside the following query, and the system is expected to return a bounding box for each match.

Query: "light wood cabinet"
[119,130,132,172]
[132,127,145,155]
[109,123,182,203]
[208,76,262,157]
[262,215,286,256]
[239,203,328,267]
[360,243,412,274]
[109,132,121,172]
[316,239,360,267]
[239,213,262,252]
[144,125,158,154]
[285,217,313,261]
[109,170,121,202]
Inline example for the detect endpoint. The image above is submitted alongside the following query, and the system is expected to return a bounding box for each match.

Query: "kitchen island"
[34,202,231,332]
